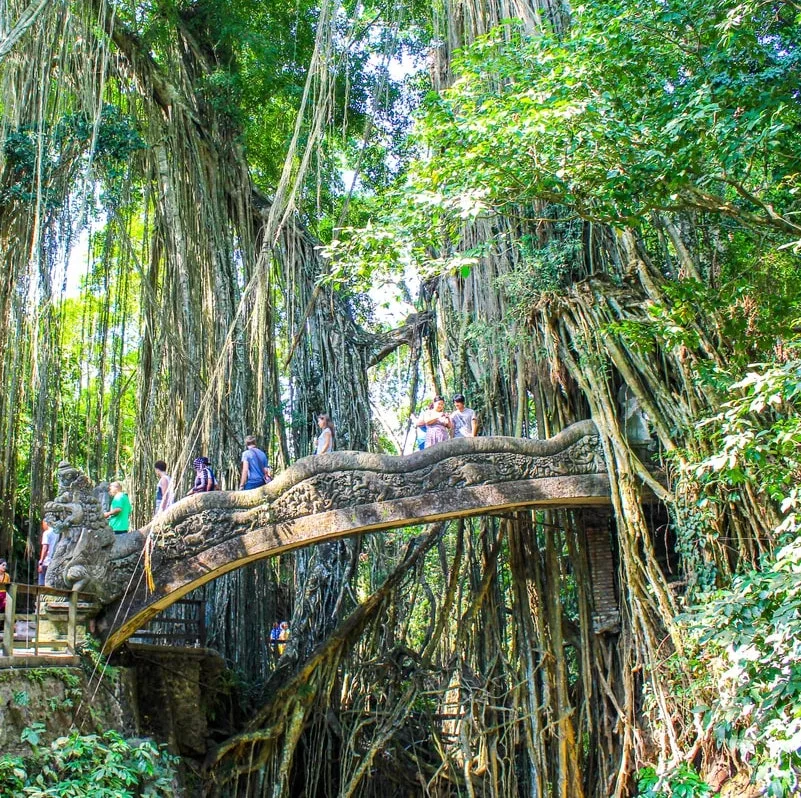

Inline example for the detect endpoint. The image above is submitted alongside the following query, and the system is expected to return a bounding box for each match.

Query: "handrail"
[1,582,95,659]
[131,598,207,648]
[11,582,96,600]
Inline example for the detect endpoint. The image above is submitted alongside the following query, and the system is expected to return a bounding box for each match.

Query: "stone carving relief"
[47,425,609,599]
[268,432,605,523]
[44,462,144,604]
[151,428,606,562]
[153,508,240,562]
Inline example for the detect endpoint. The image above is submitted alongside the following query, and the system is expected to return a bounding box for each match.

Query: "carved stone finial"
[44,464,144,604]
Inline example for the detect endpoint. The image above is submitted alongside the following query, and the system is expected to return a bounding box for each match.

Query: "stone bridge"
[98,420,623,650]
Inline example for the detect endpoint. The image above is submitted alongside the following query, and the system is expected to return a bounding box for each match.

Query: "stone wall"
[123,644,235,758]
[0,663,138,757]
[0,646,234,765]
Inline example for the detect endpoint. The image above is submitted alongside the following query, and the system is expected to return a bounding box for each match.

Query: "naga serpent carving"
[150,420,606,563]
[45,420,617,649]
[43,462,144,604]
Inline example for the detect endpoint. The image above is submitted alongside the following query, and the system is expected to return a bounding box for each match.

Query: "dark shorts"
[38,566,47,586]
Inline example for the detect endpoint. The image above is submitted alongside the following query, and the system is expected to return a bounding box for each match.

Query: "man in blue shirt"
[239,435,273,490]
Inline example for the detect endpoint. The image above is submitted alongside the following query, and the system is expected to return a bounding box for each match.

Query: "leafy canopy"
[414,0,801,232]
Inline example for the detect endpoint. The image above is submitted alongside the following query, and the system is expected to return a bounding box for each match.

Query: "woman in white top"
[154,460,174,517]
[315,414,335,454]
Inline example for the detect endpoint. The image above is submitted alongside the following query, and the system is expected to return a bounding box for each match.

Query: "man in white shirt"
[451,394,478,438]
[38,520,59,585]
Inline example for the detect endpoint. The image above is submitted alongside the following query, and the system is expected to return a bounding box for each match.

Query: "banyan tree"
[1,0,799,794]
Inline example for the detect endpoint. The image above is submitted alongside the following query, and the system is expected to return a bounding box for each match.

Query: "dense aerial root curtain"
[203,0,719,793]
[115,0,362,677]
[206,514,640,798]
[207,523,448,796]
[3,0,787,794]
[0,0,116,556]
[0,0,308,668]
[0,0,279,667]
[417,0,784,791]
[432,213,781,794]
[431,0,568,90]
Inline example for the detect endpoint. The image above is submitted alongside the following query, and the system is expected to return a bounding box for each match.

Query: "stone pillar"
[583,510,620,634]
[129,644,227,757]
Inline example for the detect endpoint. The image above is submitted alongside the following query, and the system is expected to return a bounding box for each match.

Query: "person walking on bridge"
[451,394,478,438]
[189,457,217,494]
[104,482,131,533]
[239,435,273,490]
[154,461,174,517]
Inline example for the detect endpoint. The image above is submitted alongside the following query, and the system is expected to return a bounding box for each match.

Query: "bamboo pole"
[2,583,15,656]
[67,586,78,654]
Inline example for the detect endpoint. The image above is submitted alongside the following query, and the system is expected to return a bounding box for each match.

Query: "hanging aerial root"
[205,523,447,790]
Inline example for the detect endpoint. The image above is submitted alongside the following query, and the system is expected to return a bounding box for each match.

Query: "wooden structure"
[2,583,96,659]
[130,599,207,648]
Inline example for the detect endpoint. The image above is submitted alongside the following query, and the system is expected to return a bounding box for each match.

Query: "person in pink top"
[416,396,452,447]
[0,558,9,613]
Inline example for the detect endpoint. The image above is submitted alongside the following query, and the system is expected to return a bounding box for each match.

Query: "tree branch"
[0,0,51,63]
[367,311,434,368]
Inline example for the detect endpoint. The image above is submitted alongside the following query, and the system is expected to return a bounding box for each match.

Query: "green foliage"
[679,352,801,793]
[0,729,178,798]
[321,217,408,290]
[412,0,800,232]
[1,106,144,208]
[0,756,27,795]
[637,764,713,797]
[687,540,801,795]
[493,226,583,316]
[693,356,801,525]
[20,723,46,746]
[326,0,801,307]
[78,637,120,682]
[0,668,81,688]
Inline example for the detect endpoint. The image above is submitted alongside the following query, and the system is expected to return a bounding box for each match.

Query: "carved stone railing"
[97,421,612,649]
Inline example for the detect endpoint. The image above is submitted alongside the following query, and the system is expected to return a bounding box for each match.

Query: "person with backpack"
[239,435,273,490]
[269,621,281,660]
[189,457,217,494]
